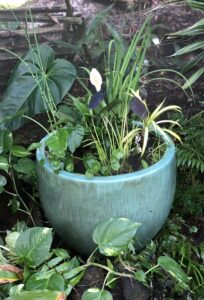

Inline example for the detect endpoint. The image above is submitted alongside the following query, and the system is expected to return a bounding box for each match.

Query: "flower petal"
[89,91,105,109]
[90,68,102,92]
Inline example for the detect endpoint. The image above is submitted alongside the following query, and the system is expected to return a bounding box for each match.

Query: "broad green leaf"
[0,265,23,284]
[69,270,85,286]
[11,146,31,158]
[0,129,13,153]
[0,156,9,172]
[13,158,36,176]
[82,288,112,300]
[158,256,189,284]
[15,228,52,267]
[93,218,141,256]
[26,272,65,292]
[110,149,124,171]
[0,45,76,130]
[83,153,101,176]
[5,290,66,300]
[27,143,41,151]
[63,266,85,280]
[56,257,80,273]
[67,125,84,153]
[53,249,70,260]
[46,129,68,158]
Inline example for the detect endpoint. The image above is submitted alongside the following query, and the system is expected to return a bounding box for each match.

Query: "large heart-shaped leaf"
[15,227,52,267]
[82,288,112,300]
[5,290,66,300]
[93,218,141,256]
[0,45,76,130]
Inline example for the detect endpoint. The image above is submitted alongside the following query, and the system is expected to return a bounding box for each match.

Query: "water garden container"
[36,133,176,255]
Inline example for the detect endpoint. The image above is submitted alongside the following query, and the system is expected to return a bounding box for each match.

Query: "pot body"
[36,135,176,255]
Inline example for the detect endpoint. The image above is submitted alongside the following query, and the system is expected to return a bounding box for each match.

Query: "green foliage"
[170,0,204,87]
[93,218,141,256]
[5,290,66,300]
[43,18,182,177]
[15,227,52,267]
[0,218,141,299]
[0,45,76,130]
[176,111,204,173]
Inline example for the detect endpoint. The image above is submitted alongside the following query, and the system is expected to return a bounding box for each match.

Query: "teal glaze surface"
[36,134,176,255]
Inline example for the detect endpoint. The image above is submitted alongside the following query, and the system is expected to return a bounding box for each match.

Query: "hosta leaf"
[15,228,52,267]
[0,45,76,130]
[82,288,112,300]
[158,256,189,285]
[93,218,141,256]
[5,290,66,300]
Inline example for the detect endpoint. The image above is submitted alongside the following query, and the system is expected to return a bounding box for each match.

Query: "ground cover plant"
[0,1,204,299]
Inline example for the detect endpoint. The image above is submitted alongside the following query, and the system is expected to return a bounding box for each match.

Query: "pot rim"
[36,132,175,183]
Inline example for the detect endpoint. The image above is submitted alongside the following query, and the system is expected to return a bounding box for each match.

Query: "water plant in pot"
[35,19,182,255]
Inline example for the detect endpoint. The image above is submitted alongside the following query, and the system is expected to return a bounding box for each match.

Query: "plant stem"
[145,264,159,275]
[22,115,49,134]
[84,262,134,279]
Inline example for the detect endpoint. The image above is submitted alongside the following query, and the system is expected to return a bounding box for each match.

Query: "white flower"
[90,68,102,92]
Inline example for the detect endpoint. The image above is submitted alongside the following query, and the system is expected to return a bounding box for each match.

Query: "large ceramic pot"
[36,133,176,255]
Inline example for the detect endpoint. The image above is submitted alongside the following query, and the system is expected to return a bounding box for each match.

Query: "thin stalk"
[22,115,49,134]
[84,262,134,279]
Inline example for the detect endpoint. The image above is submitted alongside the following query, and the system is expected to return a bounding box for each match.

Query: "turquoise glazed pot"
[36,134,176,255]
